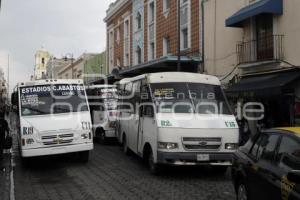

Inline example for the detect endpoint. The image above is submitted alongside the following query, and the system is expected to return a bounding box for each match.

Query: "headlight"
[81,133,89,139]
[225,143,239,150]
[158,142,178,150]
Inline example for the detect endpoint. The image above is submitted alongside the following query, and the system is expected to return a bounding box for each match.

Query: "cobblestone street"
[11,141,236,200]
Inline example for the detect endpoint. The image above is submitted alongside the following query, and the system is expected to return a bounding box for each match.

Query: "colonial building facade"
[225,0,300,129]
[58,53,97,80]
[104,0,201,80]
[83,51,107,84]
[46,56,73,79]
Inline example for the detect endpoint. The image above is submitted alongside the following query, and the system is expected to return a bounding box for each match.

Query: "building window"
[117,58,121,68]
[108,29,114,70]
[136,46,142,64]
[163,36,171,56]
[149,2,155,23]
[150,42,155,60]
[42,58,45,64]
[148,1,156,61]
[136,12,142,30]
[115,26,120,44]
[124,18,130,67]
[163,0,170,12]
[180,0,191,50]
[182,28,188,50]
[77,70,82,78]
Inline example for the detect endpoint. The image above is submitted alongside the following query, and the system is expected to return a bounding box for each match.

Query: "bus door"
[137,84,154,154]
[127,81,141,154]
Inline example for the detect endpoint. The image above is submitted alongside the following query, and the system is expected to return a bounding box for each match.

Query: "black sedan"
[232,127,300,200]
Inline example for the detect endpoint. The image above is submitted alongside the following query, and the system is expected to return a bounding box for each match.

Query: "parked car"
[232,127,300,200]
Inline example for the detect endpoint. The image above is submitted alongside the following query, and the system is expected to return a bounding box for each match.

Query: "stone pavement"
[0,151,11,200]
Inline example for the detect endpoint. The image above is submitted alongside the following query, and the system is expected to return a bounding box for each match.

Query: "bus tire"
[122,134,130,155]
[99,129,106,144]
[148,149,161,175]
[236,180,250,200]
[79,151,89,163]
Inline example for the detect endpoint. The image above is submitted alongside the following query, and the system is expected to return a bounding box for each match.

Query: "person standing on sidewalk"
[0,112,9,160]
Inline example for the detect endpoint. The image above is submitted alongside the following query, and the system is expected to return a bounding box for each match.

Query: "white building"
[46,56,73,79]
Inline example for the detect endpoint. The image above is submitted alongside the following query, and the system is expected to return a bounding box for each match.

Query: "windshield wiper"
[22,107,47,115]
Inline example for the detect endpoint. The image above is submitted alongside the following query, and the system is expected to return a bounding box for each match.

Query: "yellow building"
[34,47,50,80]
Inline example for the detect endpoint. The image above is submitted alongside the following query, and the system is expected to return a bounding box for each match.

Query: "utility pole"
[177,0,181,72]
[71,55,74,79]
[7,54,9,100]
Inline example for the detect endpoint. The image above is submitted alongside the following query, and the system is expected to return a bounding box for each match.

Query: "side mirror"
[287,170,300,183]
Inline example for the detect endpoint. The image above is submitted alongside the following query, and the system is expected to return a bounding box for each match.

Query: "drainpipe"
[177,0,181,72]
[200,0,208,74]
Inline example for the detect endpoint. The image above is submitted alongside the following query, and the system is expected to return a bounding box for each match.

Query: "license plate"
[197,154,209,161]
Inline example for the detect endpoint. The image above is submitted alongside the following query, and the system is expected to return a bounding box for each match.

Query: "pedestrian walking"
[0,112,9,160]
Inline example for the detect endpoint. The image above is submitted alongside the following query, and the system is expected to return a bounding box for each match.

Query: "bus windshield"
[20,84,89,116]
[86,87,117,110]
[150,82,232,115]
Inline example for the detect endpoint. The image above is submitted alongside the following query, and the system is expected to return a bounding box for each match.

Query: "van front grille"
[41,133,74,146]
[182,137,222,151]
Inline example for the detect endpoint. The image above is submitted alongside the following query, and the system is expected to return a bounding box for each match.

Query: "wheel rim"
[237,184,247,200]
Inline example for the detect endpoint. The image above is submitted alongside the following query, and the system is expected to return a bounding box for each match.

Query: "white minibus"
[117,72,239,174]
[11,79,93,162]
[86,85,118,142]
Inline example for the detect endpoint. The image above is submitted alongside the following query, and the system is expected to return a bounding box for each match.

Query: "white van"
[117,72,239,174]
[12,79,93,162]
[86,85,118,142]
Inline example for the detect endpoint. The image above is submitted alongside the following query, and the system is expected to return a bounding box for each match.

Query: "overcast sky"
[0,0,114,93]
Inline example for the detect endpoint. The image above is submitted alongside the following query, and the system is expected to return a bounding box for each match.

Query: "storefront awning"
[226,0,283,27]
[227,69,300,96]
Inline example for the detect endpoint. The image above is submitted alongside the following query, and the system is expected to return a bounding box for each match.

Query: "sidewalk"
[0,150,11,200]
[0,112,14,200]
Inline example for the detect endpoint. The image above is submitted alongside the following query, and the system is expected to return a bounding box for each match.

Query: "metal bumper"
[157,151,233,166]
[22,143,94,157]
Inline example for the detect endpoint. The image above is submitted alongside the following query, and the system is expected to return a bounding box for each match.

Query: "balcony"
[237,35,284,64]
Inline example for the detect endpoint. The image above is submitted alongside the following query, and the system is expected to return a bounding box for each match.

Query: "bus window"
[143,105,154,118]
[150,82,232,115]
[20,84,88,116]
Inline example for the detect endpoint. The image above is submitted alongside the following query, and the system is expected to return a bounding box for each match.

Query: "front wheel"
[99,129,106,144]
[236,181,249,200]
[122,135,130,155]
[148,149,161,175]
[79,151,89,163]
